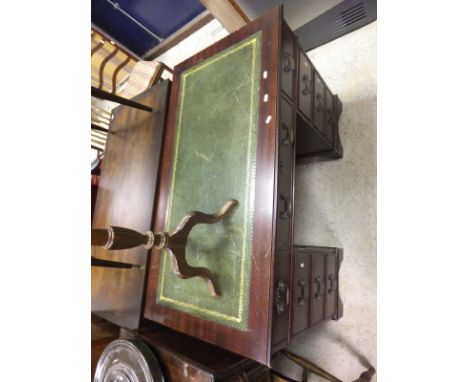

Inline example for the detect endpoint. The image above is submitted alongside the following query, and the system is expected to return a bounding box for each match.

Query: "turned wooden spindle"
[91,226,161,250]
[91,199,239,297]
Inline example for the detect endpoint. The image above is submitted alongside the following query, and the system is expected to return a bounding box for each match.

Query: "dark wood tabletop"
[91,80,170,329]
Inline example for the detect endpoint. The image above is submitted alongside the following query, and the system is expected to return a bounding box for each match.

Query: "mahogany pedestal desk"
[143,6,343,367]
[92,5,344,373]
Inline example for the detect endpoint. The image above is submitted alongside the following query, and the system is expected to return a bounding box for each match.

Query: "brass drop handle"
[328,274,336,294]
[315,277,323,300]
[315,93,323,112]
[326,107,334,124]
[283,52,295,73]
[275,279,290,314]
[281,122,294,146]
[297,279,307,306]
[302,75,312,95]
[279,193,293,219]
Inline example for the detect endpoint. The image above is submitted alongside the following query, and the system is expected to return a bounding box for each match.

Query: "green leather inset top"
[156,32,262,331]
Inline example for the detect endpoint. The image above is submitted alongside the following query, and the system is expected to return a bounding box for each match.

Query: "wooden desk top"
[92,81,170,329]
[144,8,282,365]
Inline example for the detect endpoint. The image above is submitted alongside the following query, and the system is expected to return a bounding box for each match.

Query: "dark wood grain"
[144,7,282,366]
[92,81,170,329]
[142,6,344,366]
[120,321,270,381]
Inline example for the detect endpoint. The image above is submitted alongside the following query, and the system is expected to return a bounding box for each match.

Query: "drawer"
[280,23,295,101]
[292,252,311,336]
[310,254,325,326]
[325,253,337,319]
[313,71,326,135]
[324,88,335,144]
[276,97,294,251]
[271,251,292,349]
[298,51,313,120]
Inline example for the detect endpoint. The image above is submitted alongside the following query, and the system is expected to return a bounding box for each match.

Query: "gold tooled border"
[158,33,261,325]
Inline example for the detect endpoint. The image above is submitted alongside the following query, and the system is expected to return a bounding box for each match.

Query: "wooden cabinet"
[273,246,343,353]
[295,59,343,159]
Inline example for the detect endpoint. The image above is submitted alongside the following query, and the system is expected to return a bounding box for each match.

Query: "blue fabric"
[92,0,205,56]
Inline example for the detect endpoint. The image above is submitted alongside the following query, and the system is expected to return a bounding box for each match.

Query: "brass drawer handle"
[326,108,334,124]
[328,274,336,294]
[315,93,323,112]
[297,279,307,306]
[279,193,293,219]
[275,279,290,315]
[283,52,295,73]
[315,277,324,300]
[281,122,294,145]
[302,75,312,96]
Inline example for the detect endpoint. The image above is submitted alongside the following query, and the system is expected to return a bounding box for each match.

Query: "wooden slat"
[98,47,119,90]
[199,0,250,32]
[143,11,214,60]
[91,124,110,134]
[91,40,105,57]
[112,56,131,94]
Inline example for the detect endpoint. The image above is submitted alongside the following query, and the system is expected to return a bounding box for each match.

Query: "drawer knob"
[275,279,290,315]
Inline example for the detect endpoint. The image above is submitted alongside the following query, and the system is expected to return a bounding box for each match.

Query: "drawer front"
[276,97,294,251]
[310,254,325,326]
[325,253,337,319]
[292,252,311,335]
[313,71,326,135]
[298,51,313,120]
[324,89,335,144]
[271,251,292,348]
[281,23,295,101]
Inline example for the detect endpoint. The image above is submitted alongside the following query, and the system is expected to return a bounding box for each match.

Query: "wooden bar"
[91,86,154,112]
